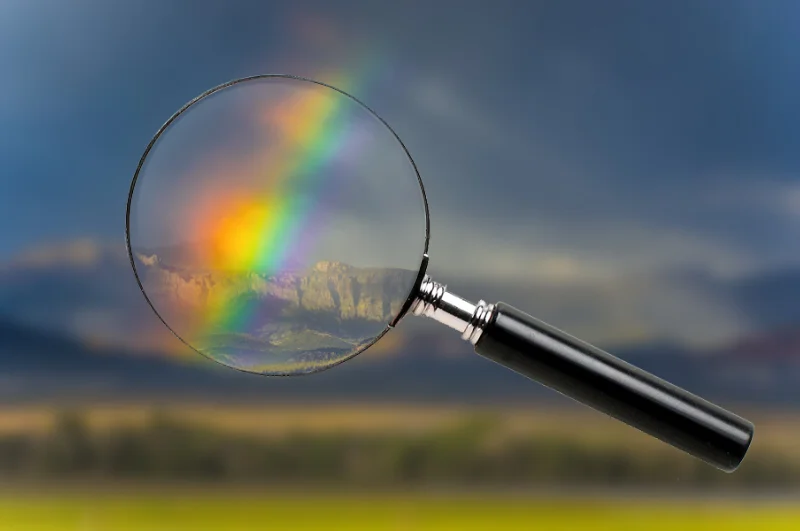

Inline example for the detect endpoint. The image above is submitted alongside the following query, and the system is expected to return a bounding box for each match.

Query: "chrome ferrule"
[410,276,495,345]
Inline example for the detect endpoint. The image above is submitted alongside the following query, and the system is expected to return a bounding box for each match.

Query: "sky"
[2,0,800,288]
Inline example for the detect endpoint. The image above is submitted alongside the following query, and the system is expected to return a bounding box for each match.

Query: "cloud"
[397,76,767,283]
[6,239,104,270]
[425,214,757,285]
[757,181,800,220]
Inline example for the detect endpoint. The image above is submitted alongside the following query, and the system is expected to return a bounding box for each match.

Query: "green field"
[0,491,797,530]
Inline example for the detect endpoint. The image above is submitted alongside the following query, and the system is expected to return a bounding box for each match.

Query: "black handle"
[474,302,754,472]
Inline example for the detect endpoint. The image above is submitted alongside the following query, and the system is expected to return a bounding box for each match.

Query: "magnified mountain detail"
[132,250,417,373]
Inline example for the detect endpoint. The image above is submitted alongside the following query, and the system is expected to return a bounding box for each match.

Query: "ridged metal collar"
[411,276,495,345]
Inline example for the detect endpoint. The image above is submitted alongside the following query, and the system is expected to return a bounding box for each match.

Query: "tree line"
[0,411,793,488]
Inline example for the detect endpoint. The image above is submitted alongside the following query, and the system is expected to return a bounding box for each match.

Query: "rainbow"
[185,66,379,341]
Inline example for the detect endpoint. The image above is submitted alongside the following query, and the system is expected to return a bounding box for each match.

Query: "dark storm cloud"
[463,2,793,276]
[1,0,799,279]
[359,0,800,276]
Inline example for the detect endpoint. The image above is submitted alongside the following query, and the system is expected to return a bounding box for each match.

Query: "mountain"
[0,240,170,353]
[133,235,425,327]
[0,239,761,353]
[0,239,799,405]
[731,269,800,330]
[134,253,415,323]
[0,315,234,401]
[131,251,418,373]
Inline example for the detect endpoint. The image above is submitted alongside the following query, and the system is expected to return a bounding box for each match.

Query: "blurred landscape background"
[2,1,800,529]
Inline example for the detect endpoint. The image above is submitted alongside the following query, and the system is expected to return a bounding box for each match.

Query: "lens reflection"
[127,76,427,375]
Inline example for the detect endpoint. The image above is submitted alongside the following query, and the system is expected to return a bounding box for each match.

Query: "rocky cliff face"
[134,253,417,324]
[131,253,420,372]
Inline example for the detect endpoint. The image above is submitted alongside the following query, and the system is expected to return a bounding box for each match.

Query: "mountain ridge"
[133,251,416,323]
[2,238,800,367]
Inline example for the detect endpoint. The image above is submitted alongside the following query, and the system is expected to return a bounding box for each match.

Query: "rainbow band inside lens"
[186,72,373,339]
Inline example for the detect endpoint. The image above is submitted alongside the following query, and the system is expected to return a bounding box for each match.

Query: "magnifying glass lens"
[127,77,427,375]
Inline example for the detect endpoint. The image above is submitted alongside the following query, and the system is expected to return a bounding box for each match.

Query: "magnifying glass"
[126,75,754,473]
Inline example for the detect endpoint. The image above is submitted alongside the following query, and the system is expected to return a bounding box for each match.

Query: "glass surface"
[127,76,427,375]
